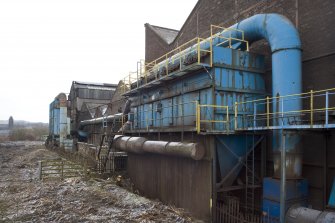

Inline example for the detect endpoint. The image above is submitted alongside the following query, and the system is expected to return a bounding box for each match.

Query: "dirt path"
[0,142,200,223]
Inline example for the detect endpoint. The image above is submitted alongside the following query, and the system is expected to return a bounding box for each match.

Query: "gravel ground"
[0,142,201,223]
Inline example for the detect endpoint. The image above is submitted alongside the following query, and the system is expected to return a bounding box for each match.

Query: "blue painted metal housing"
[216,135,262,186]
[49,99,61,137]
[48,93,72,149]
[130,46,266,190]
[329,178,335,208]
[262,178,308,218]
[130,46,266,133]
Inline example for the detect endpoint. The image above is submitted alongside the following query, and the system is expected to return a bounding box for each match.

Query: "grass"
[8,127,48,141]
[0,199,8,220]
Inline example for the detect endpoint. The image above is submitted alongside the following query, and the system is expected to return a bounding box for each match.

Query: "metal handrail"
[196,103,230,134]
[120,24,250,95]
[234,88,335,130]
[210,24,249,51]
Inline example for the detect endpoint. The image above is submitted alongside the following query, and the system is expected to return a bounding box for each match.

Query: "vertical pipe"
[310,90,314,127]
[253,102,257,128]
[197,38,200,64]
[210,26,213,67]
[179,48,182,71]
[226,106,229,132]
[198,103,201,133]
[136,61,139,88]
[326,91,329,127]
[281,97,284,127]
[234,102,238,130]
[266,96,270,129]
[280,132,286,223]
[212,136,217,222]
[324,133,328,209]
[272,48,301,173]
[196,101,200,134]
[261,136,266,179]
[57,93,68,148]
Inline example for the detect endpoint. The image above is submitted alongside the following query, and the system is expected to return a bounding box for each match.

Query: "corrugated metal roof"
[72,81,118,90]
[69,81,118,101]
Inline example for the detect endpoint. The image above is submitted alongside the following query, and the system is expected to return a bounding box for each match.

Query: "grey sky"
[0,0,197,123]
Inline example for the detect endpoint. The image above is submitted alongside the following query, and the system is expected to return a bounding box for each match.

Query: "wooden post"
[38,161,42,180]
[61,160,64,179]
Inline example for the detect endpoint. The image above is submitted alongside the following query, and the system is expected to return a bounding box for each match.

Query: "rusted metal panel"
[127,153,211,221]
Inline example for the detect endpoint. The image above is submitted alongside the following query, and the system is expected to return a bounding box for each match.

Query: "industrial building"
[0,117,13,130]
[48,1,335,222]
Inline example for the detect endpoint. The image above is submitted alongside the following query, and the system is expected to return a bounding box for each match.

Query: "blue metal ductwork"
[217,14,302,178]
[152,14,302,176]
[154,14,302,175]
[211,14,304,222]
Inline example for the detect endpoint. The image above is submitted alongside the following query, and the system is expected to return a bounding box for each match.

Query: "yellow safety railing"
[234,88,335,130]
[196,103,230,134]
[210,24,249,51]
[121,71,139,95]
[119,113,129,135]
[121,24,250,95]
[122,25,249,94]
[121,37,212,95]
[121,88,335,134]
[144,37,212,74]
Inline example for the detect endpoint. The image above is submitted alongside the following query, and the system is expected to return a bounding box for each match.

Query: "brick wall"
[144,24,170,63]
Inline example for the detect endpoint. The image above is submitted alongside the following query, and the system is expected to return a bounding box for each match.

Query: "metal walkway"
[196,88,335,133]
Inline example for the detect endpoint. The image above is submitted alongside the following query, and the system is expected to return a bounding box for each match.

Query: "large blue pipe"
[232,14,302,99]
[155,14,303,177]
[216,14,302,178]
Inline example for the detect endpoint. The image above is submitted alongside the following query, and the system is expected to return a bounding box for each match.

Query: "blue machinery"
[44,13,335,222]
[117,14,335,222]
[47,93,73,150]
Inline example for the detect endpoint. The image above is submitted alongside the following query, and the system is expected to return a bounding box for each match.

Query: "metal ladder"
[96,134,115,173]
[245,134,256,213]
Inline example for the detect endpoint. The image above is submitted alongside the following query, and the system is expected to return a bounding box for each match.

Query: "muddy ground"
[0,142,201,223]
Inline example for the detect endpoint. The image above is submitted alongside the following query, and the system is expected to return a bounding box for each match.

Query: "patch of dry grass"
[9,127,48,141]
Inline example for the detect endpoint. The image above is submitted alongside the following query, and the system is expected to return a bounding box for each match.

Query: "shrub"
[9,126,48,141]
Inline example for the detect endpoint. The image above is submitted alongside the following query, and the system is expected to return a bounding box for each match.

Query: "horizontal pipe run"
[112,135,205,160]
[80,113,124,127]
[286,206,335,223]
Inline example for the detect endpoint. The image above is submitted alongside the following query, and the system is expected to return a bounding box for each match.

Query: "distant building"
[68,81,118,132]
[8,116,14,129]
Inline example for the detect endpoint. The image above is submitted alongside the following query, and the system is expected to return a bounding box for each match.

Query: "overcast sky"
[0,0,197,123]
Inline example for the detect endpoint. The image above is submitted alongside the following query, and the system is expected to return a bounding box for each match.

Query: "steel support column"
[280,132,286,223]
